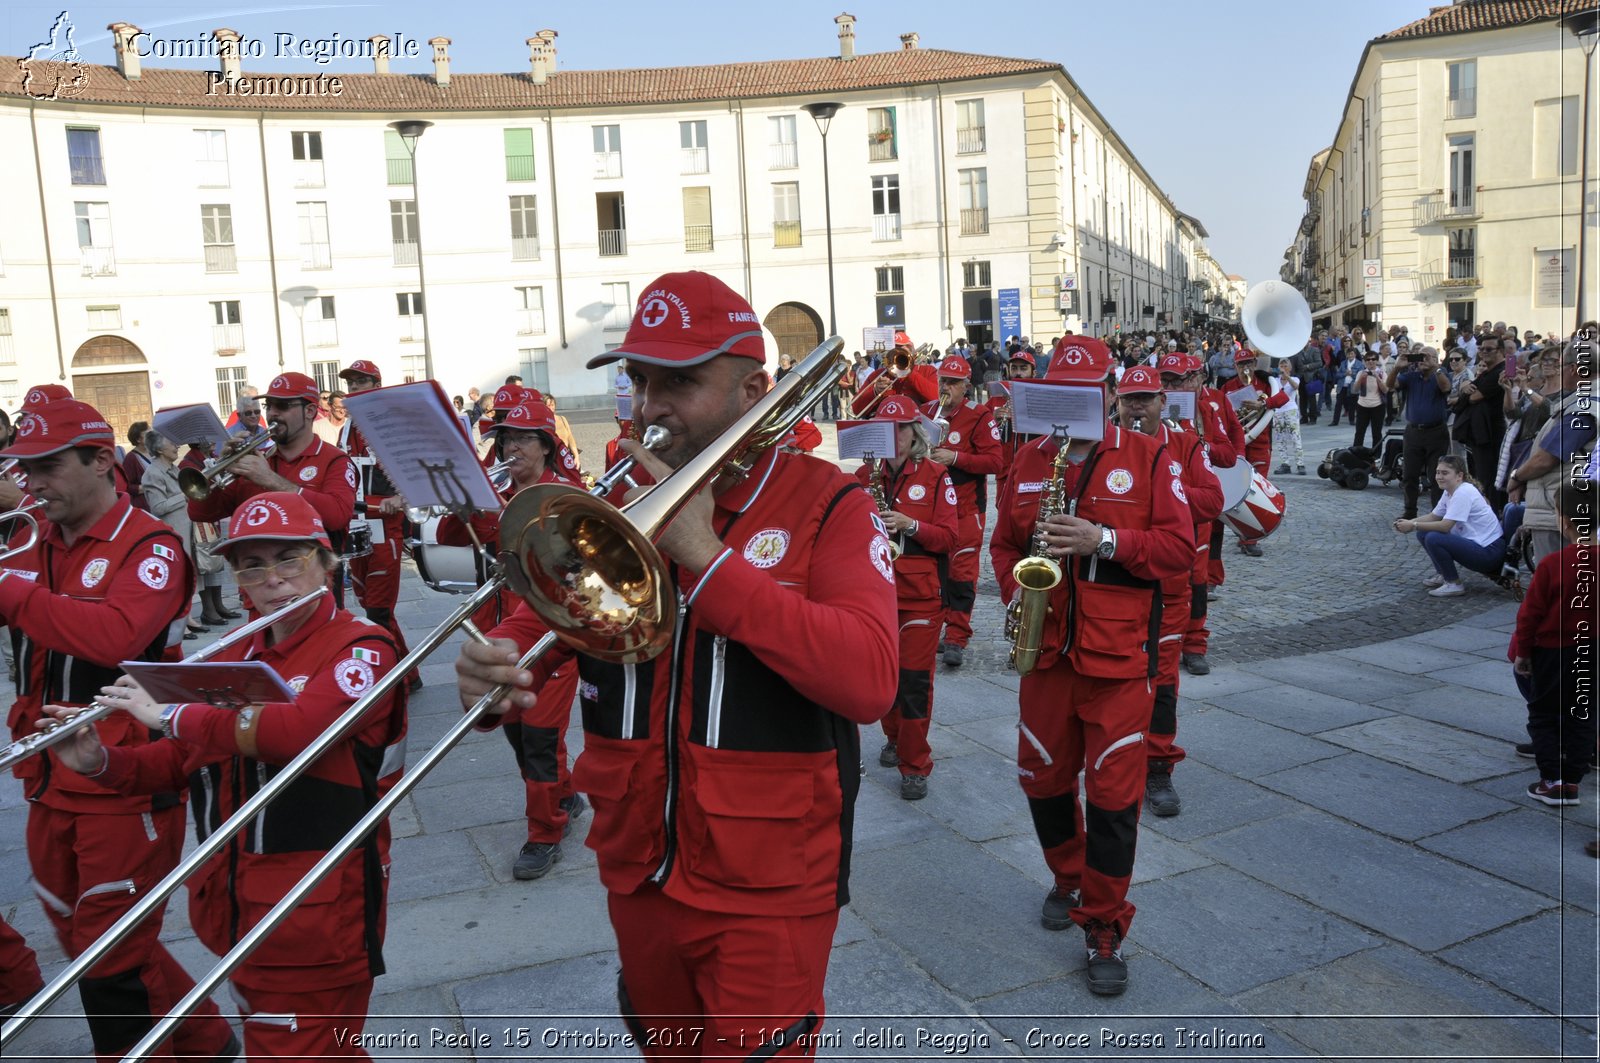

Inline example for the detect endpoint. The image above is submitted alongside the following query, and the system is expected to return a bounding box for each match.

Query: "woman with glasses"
[1353,345,1388,451]
[435,400,587,881]
[45,492,408,1059]
[1443,349,1474,459]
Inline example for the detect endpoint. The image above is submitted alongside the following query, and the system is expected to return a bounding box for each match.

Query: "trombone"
[177,426,279,501]
[4,337,846,1057]
[0,587,330,773]
[0,498,46,565]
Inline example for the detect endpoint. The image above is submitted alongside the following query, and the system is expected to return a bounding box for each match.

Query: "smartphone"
[1504,350,1517,377]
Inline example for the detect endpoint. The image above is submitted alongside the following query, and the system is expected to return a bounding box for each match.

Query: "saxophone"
[1005,439,1069,675]
[865,452,903,561]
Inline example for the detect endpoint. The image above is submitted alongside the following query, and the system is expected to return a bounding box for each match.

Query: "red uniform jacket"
[1192,386,1245,468]
[1153,423,1224,602]
[491,449,899,917]
[1,498,193,813]
[921,398,1003,515]
[854,457,958,608]
[990,427,1194,679]
[186,435,357,539]
[95,598,406,993]
[1221,376,1288,456]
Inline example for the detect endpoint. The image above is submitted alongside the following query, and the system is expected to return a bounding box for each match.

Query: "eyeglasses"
[234,551,317,586]
[1448,357,1464,363]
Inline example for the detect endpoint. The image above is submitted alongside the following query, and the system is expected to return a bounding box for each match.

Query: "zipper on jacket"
[705,636,728,749]
[648,592,690,885]
[244,1012,299,1032]
[76,879,136,910]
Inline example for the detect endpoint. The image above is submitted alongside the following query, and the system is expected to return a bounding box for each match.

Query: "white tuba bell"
[1239,281,1314,362]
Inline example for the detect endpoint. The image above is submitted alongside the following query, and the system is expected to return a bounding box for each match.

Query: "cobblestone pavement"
[5,413,1591,1063]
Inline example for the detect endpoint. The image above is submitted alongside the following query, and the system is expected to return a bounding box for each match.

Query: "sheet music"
[152,404,231,457]
[616,393,633,420]
[1163,390,1196,422]
[344,381,501,512]
[835,420,898,461]
[1226,386,1258,413]
[1010,382,1106,441]
[862,326,897,352]
[118,660,298,708]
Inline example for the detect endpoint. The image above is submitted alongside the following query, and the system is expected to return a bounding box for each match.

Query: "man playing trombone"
[0,400,236,1062]
[456,271,899,1060]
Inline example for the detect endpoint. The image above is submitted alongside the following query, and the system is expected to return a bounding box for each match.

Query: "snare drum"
[408,514,487,594]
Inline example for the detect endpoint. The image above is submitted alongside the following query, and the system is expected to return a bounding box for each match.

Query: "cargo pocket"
[234,855,357,971]
[570,737,661,870]
[695,769,815,889]
[1073,587,1152,677]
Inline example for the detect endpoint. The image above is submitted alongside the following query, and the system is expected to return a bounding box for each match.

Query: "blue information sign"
[998,288,1022,340]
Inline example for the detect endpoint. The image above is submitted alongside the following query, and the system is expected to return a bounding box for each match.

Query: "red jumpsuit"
[490,448,899,1060]
[337,421,408,655]
[1147,425,1223,769]
[1185,387,1244,652]
[186,436,357,606]
[854,456,957,777]
[990,427,1192,936]
[982,393,1036,500]
[1,498,233,1063]
[921,398,1003,650]
[0,912,43,1007]
[94,594,406,1059]
[438,466,583,847]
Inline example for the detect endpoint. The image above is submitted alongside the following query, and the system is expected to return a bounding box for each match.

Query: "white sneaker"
[1423,574,1445,588]
[1429,582,1466,597]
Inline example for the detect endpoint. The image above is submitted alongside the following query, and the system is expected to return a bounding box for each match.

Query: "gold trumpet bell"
[498,483,674,664]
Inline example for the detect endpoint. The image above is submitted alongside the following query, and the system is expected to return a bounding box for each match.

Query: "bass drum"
[407,514,489,594]
[1221,471,1286,541]
[1212,461,1254,512]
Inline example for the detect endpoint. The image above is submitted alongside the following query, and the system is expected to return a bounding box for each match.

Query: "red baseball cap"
[21,384,73,410]
[589,271,765,369]
[1007,351,1037,368]
[266,372,321,405]
[217,493,331,556]
[338,360,382,383]
[1118,366,1163,395]
[495,385,541,410]
[875,395,922,423]
[935,356,971,380]
[893,331,913,348]
[1157,353,1193,376]
[1044,337,1114,384]
[1234,349,1260,365]
[484,401,558,436]
[0,400,116,459]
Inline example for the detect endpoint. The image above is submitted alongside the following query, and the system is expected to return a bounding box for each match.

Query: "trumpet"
[849,343,933,417]
[0,498,46,564]
[177,426,279,501]
[0,587,330,773]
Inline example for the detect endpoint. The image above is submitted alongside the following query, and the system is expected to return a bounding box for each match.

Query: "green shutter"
[384,129,412,185]
[504,128,535,181]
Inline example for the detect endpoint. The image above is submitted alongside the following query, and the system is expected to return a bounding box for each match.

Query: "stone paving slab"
[1235,942,1567,1060]
[1318,714,1523,782]
[1127,865,1377,995]
[1177,707,1345,776]
[1418,808,1600,914]
[1203,683,1392,734]
[1407,623,1519,653]
[1136,760,1301,844]
[388,830,496,904]
[1424,658,1524,697]
[1256,751,1516,841]
[1195,810,1555,952]
[1372,683,1528,743]
[1236,652,1445,700]
[1438,909,1600,1033]
[877,749,1026,845]
[1170,666,1280,700]
[1332,639,1489,676]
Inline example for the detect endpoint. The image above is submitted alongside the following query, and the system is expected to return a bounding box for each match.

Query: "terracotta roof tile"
[1,47,1060,111]
[1376,0,1594,42]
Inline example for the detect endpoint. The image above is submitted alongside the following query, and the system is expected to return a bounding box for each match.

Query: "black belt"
[1406,421,1445,430]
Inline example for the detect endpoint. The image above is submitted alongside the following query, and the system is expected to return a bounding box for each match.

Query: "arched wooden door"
[71,335,151,443]
[762,303,823,362]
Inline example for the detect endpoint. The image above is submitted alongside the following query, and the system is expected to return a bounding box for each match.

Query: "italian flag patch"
[152,544,176,560]
[351,647,381,666]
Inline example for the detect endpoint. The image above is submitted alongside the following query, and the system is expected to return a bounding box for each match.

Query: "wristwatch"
[1095,525,1117,559]
[158,704,181,740]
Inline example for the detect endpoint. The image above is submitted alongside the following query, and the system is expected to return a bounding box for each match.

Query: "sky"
[2,0,1426,287]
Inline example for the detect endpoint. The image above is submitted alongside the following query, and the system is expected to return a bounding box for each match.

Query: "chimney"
[536,29,558,74]
[835,12,856,60]
[899,31,919,50]
[430,36,451,86]
[369,34,391,74]
[107,22,141,80]
[527,37,547,85]
[213,27,241,82]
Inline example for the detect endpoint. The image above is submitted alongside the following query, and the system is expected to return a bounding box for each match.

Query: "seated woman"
[47,492,408,1059]
[1392,455,1510,598]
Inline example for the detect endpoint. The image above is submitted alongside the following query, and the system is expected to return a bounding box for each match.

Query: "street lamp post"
[389,120,435,379]
[1567,12,1599,331]
[280,286,318,374]
[803,102,843,337]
